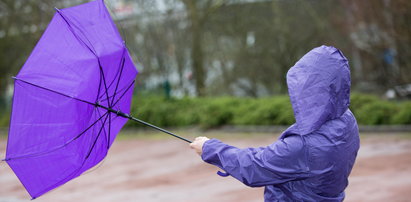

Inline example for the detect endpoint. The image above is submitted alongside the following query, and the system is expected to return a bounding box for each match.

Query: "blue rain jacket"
[202,46,360,201]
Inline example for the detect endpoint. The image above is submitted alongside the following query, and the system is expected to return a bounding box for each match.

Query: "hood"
[286,45,351,135]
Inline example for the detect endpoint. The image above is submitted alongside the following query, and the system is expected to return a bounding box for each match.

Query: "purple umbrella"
[4,0,190,199]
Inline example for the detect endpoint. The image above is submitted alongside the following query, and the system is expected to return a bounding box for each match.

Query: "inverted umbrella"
[4,0,190,199]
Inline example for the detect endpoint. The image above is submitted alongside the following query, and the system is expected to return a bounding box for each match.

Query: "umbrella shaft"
[128,116,192,143]
[96,104,192,143]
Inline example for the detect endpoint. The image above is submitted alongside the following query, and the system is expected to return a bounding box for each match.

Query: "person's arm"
[192,135,310,187]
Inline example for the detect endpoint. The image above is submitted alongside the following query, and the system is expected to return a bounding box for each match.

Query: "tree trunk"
[191,22,205,96]
[183,0,206,97]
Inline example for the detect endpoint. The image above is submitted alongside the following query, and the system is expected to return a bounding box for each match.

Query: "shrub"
[125,94,411,128]
[0,93,409,130]
[355,101,399,125]
[391,102,411,124]
[198,97,238,128]
[0,110,10,128]
[231,96,294,125]
[350,93,379,115]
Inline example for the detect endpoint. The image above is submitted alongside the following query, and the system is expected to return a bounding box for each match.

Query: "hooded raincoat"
[201,46,360,201]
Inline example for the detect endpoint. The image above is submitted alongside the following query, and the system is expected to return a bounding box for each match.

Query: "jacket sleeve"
[201,136,310,187]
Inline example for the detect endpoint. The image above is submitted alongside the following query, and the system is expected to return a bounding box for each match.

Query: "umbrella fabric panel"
[55,0,138,109]
[60,0,123,56]
[6,79,96,158]
[17,0,136,105]
[6,79,112,198]
[7,144,82,198]
[17,12,100,104]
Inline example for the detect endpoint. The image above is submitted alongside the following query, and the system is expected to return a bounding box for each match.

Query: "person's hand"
[190,136,210,155]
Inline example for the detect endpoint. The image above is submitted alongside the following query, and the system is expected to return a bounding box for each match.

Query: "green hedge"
[125,96,297,129]
[0,93,410,128]
[126,93,411,128]
[0,109,10,128]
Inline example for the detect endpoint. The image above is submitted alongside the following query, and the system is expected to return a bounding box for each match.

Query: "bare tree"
[181,0,226,96]
[340,0,411,91]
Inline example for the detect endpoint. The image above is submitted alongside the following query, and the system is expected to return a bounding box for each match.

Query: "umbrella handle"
[96,104,192,143]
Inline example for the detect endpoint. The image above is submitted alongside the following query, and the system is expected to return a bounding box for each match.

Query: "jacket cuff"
[201,138,223,164]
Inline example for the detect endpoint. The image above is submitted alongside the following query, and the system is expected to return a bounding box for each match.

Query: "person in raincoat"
[190,45,360,201]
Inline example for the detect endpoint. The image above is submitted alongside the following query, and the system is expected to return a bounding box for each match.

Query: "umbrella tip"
[54,7,61,12]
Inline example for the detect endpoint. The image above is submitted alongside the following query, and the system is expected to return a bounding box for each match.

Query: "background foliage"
[0,0,410,129]
[124,93,411,129]
[0,93,409,128]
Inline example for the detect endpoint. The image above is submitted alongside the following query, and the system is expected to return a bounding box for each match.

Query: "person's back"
[303,111,359,200]
[190,45,360,201]
[263,110,359,201]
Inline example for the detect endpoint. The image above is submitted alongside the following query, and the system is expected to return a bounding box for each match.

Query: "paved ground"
[0,132,410,202]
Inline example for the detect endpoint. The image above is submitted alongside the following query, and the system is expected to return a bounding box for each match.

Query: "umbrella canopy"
[5,0,138,199]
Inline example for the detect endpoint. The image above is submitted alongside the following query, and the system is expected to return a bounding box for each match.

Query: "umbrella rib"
[30,115,112,200]
[112,80,135,107]
[107,111,112,149]
[15,78,191,149]
[31,165,84,199]
[55,8,98,56]
[13,78,116,130]
[98,62,112,108]
[85,113,109,159]
[110,53,126,105]
[96,68,103,105]
[32,138,110,200]
[95,105,110,148]
[96,80,192,143]
[94,80,134,114]
[98,83,130,103]
[97,48,126,101]
[5,111,109,161]
[55,8,112,108]
[34,116,111,199]
[13,77,95,106]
